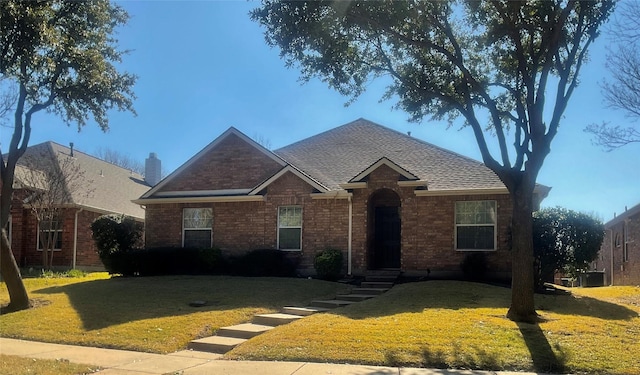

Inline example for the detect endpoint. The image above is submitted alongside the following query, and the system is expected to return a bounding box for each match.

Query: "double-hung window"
[455,200,497,251]
[278,206,302,251]
[38,215,62,251]
[183,208,213,248]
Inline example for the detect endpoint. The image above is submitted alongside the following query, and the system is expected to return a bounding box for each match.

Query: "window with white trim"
[278,206,302,251]
[455,200,497,251]
[183,208,213,248]
[37,215,62,251]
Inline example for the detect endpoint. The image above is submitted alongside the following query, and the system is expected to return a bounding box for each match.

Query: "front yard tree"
[0,0,136,312]
[252,0,615,322]
[20,150,93,270]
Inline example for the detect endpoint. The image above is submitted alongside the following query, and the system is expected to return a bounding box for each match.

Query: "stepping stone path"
[187,271,399,354]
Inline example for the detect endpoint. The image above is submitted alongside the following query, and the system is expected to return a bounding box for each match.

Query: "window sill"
[278,249,302,252]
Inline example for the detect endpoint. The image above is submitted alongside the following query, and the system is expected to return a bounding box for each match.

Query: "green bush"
[229,249,297,277]
[460,252,488,281]
[90,214,143,273]
[107,247,223,276]
[314,249,343,281]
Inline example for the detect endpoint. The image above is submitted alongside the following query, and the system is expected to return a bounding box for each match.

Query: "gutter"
[73,207,84,269]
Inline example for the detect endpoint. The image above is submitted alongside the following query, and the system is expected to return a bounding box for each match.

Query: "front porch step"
[335,294,376,302]
[360,281,394,289]
[310,299,356,309]
[216,323,274,339]
[188,336,246,354]
[253,313,303,326]
[351,287,389,295]
[282,306,331,316]
[364,275,399,283]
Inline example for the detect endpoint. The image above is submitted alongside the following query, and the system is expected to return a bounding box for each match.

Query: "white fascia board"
[154,189,252,197]
[349,157,418,183]
[132,195,266,205]
[310,191,352,200]
[414,188,509,197]
[140,127,286,199]
[248,165,329,195]
[339,182,368,189]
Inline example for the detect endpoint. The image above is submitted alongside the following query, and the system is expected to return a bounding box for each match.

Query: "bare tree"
[252,133,272,150]
[19,149,93,270]
[587,1,640,150]
[94,147,145,175]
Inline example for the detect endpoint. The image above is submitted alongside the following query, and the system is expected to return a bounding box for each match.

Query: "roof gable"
[348,157,419,183]
[141,127,286,199]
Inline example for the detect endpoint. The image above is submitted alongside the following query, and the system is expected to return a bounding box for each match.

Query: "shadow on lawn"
[517,322,568,373]
[336,281,638,321]
[32,275,341,330]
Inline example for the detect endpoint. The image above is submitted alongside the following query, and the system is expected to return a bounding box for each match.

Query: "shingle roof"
[274,118,506,191]
[16,142,150,219]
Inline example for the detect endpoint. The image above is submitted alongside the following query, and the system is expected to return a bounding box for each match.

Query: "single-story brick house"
[4,142,154,270]
[594,202,640,286]
[135,119,550,278]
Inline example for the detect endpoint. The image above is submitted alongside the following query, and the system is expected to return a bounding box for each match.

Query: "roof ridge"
[45,141,145,177]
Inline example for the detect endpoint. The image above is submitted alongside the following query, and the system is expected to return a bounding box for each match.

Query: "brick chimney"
[145,152,161,186]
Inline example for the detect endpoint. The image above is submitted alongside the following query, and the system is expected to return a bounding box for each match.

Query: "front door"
[373,206,401,269]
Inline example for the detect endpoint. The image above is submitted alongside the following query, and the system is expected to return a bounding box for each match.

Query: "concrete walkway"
[1,337,549,375]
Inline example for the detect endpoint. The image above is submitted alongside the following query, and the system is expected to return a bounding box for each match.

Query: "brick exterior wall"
[145,164,514,278]
[7,190,114,270]
[158,133,283,192]
[595,208,640,286]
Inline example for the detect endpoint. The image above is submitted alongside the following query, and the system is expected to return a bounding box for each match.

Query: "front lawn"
[227,281,640,375]
[0,273,349,353]
[0,354,98,375]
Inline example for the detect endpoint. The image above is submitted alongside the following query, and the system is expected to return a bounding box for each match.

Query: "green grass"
[0,273,349,353]
[227,281,640,375]
[0,354,98,375]
[2,275,638,374]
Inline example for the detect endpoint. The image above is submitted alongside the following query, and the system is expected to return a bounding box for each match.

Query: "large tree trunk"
[1,229,30,312]
[506,182,538,323]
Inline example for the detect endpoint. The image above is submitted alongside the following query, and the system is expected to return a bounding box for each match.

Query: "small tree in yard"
[252,0,615,322]
[533,207,604,289]
[19,150,93,270]
[0,0,136,312]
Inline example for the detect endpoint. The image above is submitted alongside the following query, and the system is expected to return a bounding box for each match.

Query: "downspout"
[348,195,352,275]
[73,207,84,269]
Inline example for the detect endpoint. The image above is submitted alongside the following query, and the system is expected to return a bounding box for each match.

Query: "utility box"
[580,271,605,287]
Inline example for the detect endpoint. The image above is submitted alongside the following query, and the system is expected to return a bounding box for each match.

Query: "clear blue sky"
[2,1,638,222]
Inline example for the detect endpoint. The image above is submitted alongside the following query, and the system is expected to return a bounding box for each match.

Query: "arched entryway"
[368,189,401,269]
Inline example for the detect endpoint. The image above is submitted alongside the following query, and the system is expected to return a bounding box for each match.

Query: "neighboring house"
[135,119,550,278]
[3,142,155,270]
[595,203,640,286]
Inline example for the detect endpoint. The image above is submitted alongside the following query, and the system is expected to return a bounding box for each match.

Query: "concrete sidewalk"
[1,337,547,375]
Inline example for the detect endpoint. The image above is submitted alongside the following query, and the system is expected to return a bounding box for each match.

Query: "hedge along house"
[3,142,154,270]
[135,119,550,278]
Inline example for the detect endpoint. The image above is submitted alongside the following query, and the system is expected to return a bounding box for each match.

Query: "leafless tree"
[94,147,145,175]
[19,150,93,269]
[587,1,640,150]
[252,133,272,150]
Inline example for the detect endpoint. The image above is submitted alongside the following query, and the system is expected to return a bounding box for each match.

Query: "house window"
[183,208,213,248]
[623,222,629,262]
[37,216,62,251]
[455,200,497,251]
[278,206,302,251]
[614,232,621,247]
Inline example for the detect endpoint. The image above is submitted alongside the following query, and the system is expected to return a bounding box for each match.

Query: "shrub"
[91,214,143,273]
[460,252,488,281]
[314,249,343,281]
[229,249,297,277]
[137,247,223,276]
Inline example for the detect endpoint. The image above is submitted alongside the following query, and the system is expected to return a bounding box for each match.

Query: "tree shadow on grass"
[31,275,345,330]
[334,281,639,321]
[517,322,568,373]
